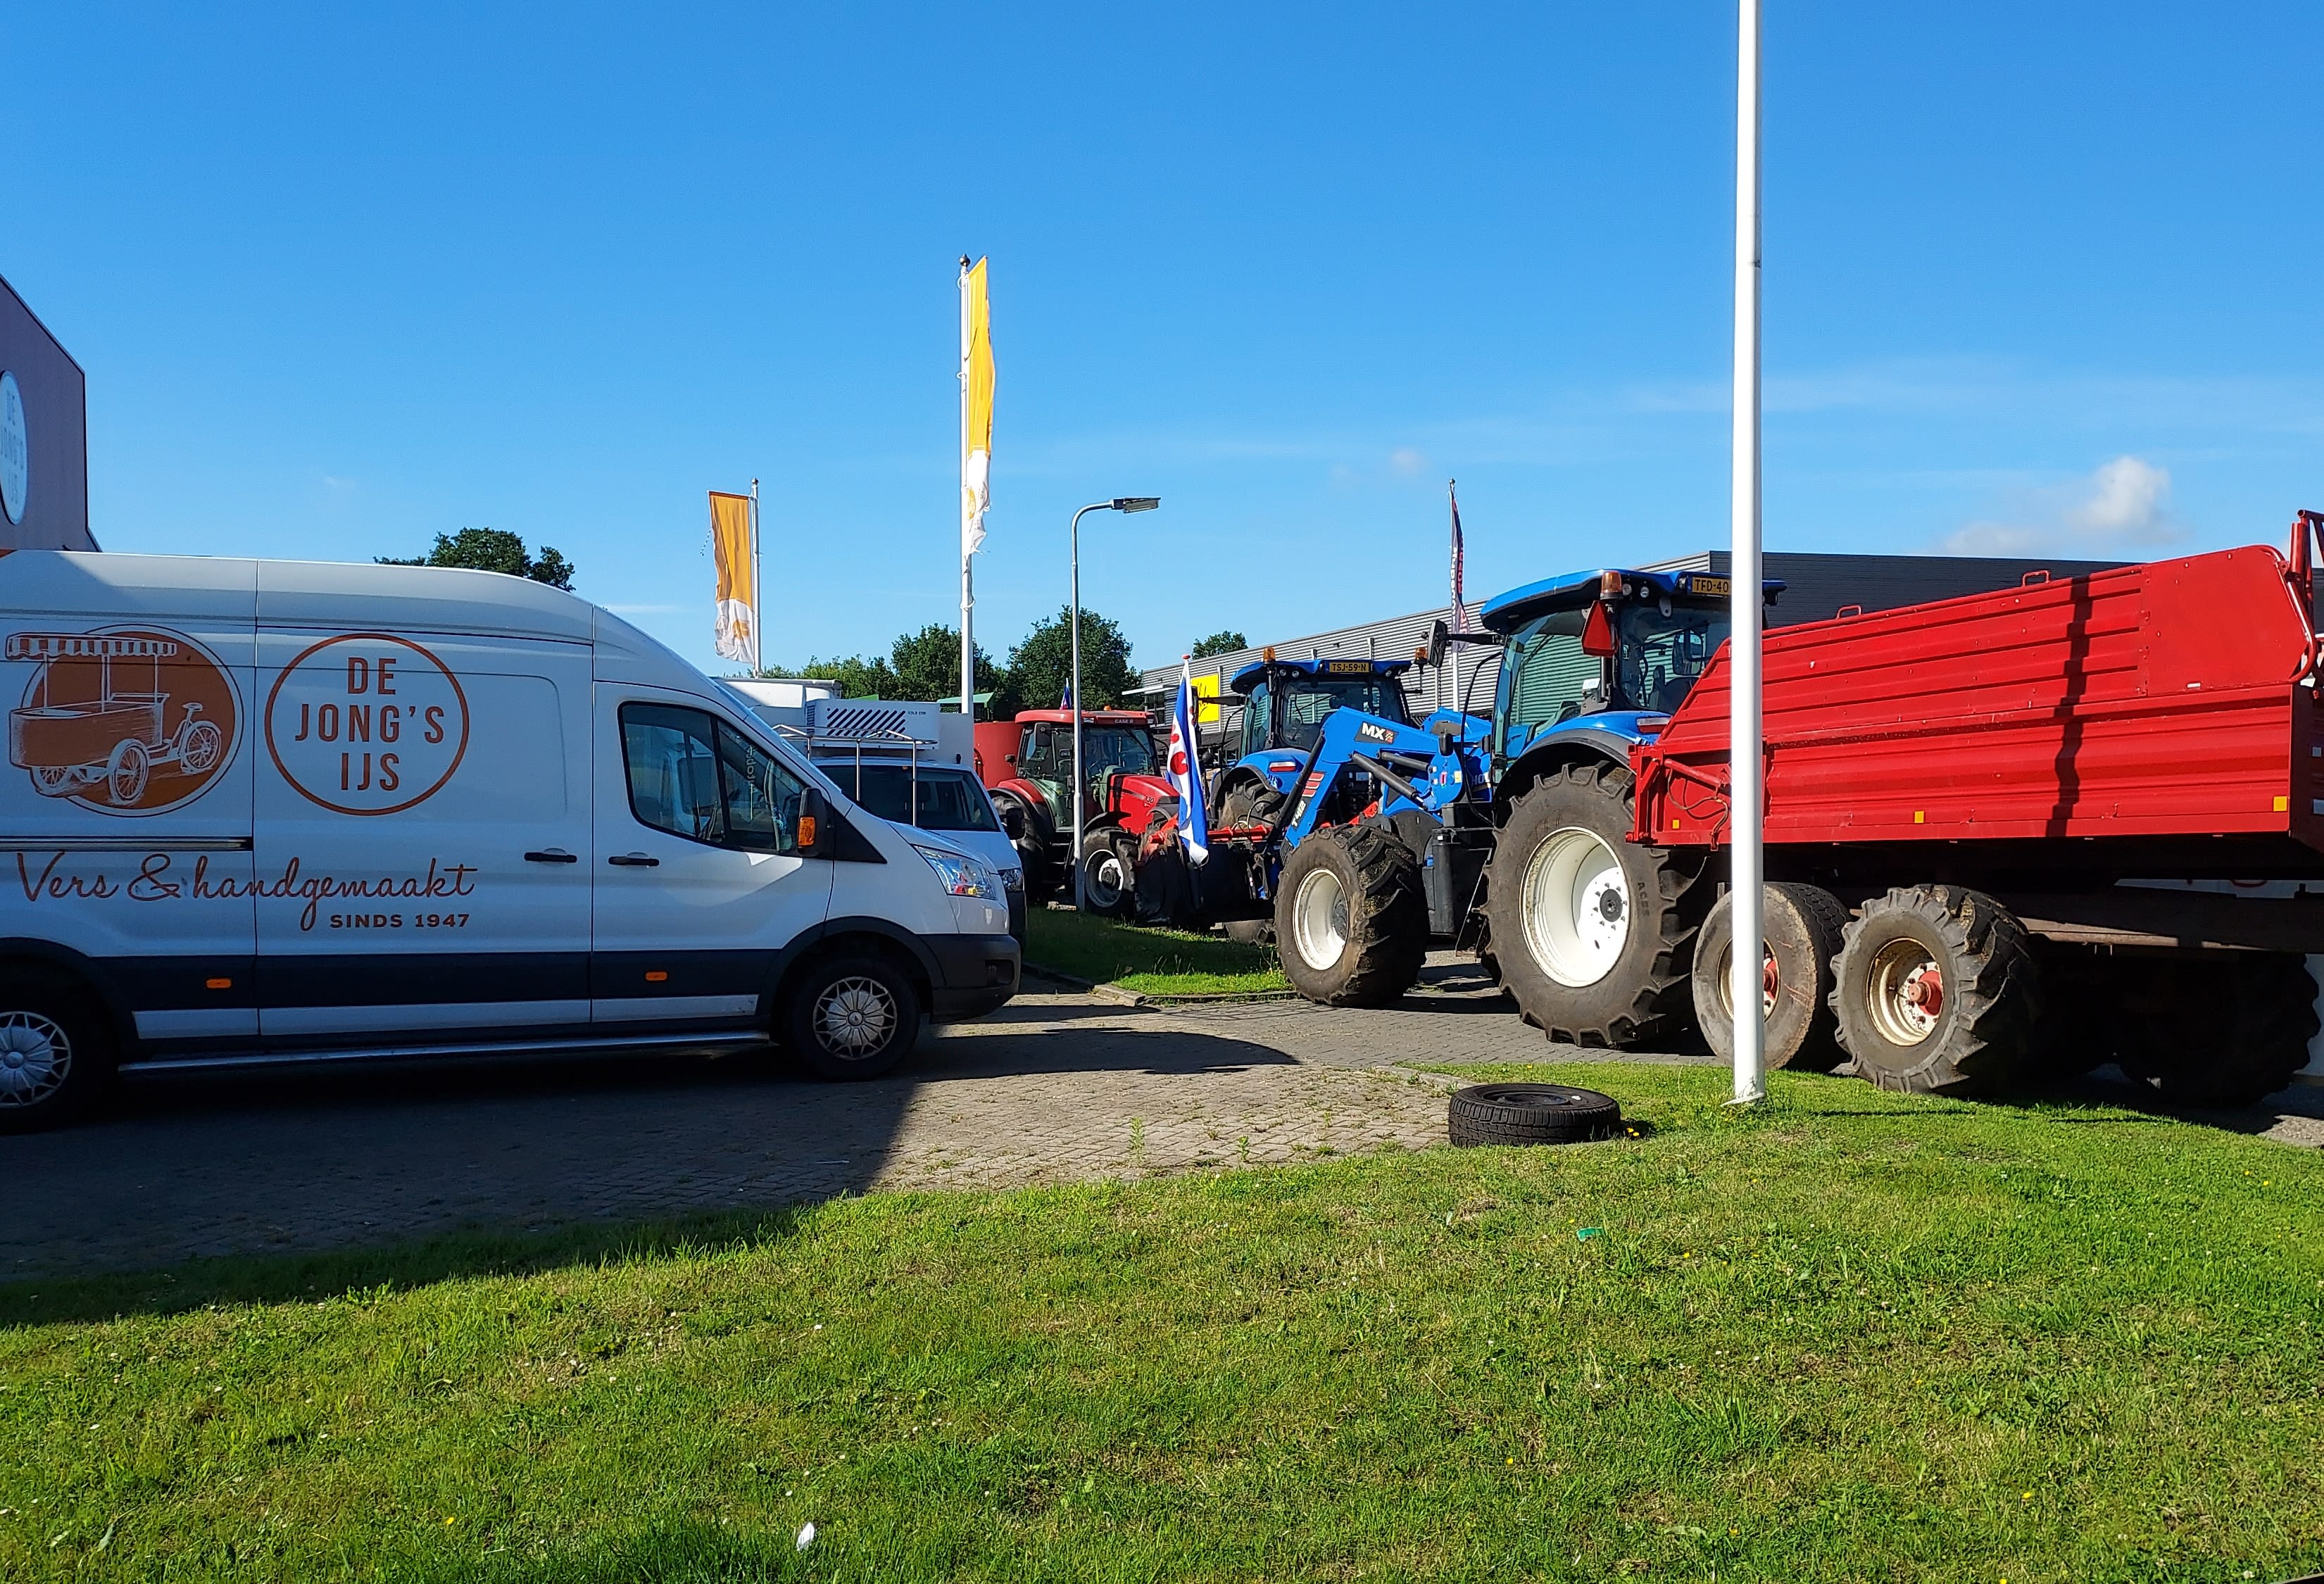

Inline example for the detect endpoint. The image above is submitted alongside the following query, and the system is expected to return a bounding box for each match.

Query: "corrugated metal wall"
[1142,550,2125,732]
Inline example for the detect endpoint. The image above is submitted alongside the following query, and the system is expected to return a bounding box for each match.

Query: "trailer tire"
[1274,824,1427,1007]
[1829,886,2040,1095]
[0,969,115,1133]
[1486,761,1709,1048]
[2115,952,2317,1107]
[1692,882,1848,1071]
[1447,1083,1621,1148]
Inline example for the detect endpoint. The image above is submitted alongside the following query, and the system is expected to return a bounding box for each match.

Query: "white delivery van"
[0,552,1019,1131]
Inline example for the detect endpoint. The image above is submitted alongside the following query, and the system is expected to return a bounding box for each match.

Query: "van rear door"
[251,610,594,1043]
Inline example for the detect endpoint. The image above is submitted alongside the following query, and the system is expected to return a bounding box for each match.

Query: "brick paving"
[1,952,2315,1279]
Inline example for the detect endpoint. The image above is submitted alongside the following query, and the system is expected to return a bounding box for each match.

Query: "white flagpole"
[1728,0,1766,1105]
[748,477,762,676]
[958,256,975,719]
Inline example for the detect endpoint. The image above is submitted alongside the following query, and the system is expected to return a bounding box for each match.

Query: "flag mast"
[957,256,974,718]
[749,477,762,675]
[1728,0,1766,1105]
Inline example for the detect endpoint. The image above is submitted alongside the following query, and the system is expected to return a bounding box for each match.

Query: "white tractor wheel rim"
[1866,938,1942,1046]
[1087,853,1125,908]
[0,1010,71,1107]
[814,977,898,1059]
[1291,866,1350,972]
[1520,826,1631,988]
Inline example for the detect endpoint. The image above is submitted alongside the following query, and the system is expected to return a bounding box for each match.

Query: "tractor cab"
[1223,654,1416,800]
[1474,567,1783,767]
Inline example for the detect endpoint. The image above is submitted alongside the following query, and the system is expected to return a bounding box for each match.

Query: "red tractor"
[973,708,1176,912]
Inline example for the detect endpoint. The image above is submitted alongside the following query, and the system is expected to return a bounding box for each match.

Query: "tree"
[887,622,1011,712]
[1191,630,1248,660]
[1007,605,1137,712]
[377,528,576,590]
[766,654,899,699]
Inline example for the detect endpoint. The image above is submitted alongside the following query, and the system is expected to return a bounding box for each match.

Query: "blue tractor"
[1254,566,1778,1048]
[1206,654,1421,942]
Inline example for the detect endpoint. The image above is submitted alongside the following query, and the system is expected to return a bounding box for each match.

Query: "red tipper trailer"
[1629,517,2324,1102]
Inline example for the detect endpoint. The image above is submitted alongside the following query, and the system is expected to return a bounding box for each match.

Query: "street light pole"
[1067,496,1162,912]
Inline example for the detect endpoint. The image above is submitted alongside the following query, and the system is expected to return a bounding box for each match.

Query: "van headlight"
[913,843,1000,901]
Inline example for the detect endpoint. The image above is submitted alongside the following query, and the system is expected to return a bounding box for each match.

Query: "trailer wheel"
[0,969,115,1133]
[1486,761,1709,1048]
[1692,882,1848,1071]
[1274,824,1426,1006]
[1829,886,2040,1095]
[2114,953,2317,1107]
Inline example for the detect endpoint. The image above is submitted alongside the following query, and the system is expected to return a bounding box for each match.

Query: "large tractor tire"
[1218,784,1277,945]
[2113,952,2317,1107]
[1484,762,1710,1048]
[1828,886,2040,1095]
[1691,881,1849,1071]
[1274,824,1427,1007]
[992,792,1057,903]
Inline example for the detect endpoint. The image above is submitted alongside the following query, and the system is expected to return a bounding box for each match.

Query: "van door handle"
[524,848,579,864]
[608,853,660,867]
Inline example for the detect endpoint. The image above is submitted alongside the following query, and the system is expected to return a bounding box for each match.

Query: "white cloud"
[1388,446,1429,477]
[1940,455,2183,555]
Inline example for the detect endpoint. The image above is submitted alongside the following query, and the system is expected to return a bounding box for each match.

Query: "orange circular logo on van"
[264,633,470,816]
[6,625,241,815]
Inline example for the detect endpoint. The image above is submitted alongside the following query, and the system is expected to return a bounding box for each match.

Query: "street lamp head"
[1111,496,1161,514]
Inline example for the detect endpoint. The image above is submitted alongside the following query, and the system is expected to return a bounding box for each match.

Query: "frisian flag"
[1448,478,1470,633]
[1167,657,1210,865]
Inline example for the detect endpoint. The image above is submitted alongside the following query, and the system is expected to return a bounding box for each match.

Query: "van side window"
[620,703,805,854]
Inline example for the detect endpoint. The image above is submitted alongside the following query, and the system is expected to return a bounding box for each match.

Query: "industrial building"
[0,272,94,553]
[1140,549,2120,732]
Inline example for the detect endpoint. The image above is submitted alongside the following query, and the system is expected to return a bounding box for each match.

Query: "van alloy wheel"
[812,977,898,1059]
[0,1011,71,1110]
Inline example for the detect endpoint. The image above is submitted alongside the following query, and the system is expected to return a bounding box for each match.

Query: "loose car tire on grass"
[1692,881,1848,1071]
[2113,950,2317,1107]
[1485,761,1709,1048]
[1828,885,2039,1095]
[1273,822,1427,1007]
[1447,1083,1621,1147]
[0,969,114,1133]
[782,953,922,1082]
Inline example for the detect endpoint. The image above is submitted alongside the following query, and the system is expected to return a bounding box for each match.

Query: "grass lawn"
[1022,907,1287,998]
[4,1064,2323,1582]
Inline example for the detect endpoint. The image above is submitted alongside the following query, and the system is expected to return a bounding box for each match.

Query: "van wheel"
[783,955,922,1081]
[0,971,114,1133]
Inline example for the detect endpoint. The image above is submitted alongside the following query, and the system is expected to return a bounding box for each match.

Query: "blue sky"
[10,3,2320,675]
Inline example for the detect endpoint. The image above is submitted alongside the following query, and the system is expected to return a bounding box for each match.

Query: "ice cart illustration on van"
[7,631,226,806]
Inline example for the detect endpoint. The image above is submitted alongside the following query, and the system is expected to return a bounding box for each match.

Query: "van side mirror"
[797,786,829,857]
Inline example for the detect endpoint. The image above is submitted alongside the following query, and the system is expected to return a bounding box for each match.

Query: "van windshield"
[830,765,1000,833]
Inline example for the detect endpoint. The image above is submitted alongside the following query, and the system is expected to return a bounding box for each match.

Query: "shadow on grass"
[0,1202,816,1330]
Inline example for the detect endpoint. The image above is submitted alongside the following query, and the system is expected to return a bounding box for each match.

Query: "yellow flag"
[709,491,757,666]
[960,258,995,558]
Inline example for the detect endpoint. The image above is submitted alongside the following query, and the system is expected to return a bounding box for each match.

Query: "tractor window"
[1240,681,1271,757]
[1500,612,1601,749]
[1275,676,1410,752]
[1020,724,1057,775]
[1082,727,1156,777]
[1617,603,1730,715]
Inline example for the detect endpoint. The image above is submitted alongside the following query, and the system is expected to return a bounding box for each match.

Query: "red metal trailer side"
[1634,543,2323,862]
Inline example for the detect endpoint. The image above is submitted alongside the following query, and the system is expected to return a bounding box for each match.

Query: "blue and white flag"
[1167,657,1210,865]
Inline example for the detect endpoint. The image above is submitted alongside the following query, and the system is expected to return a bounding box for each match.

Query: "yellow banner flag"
[960,257,995,558]
[709,490,758,667]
